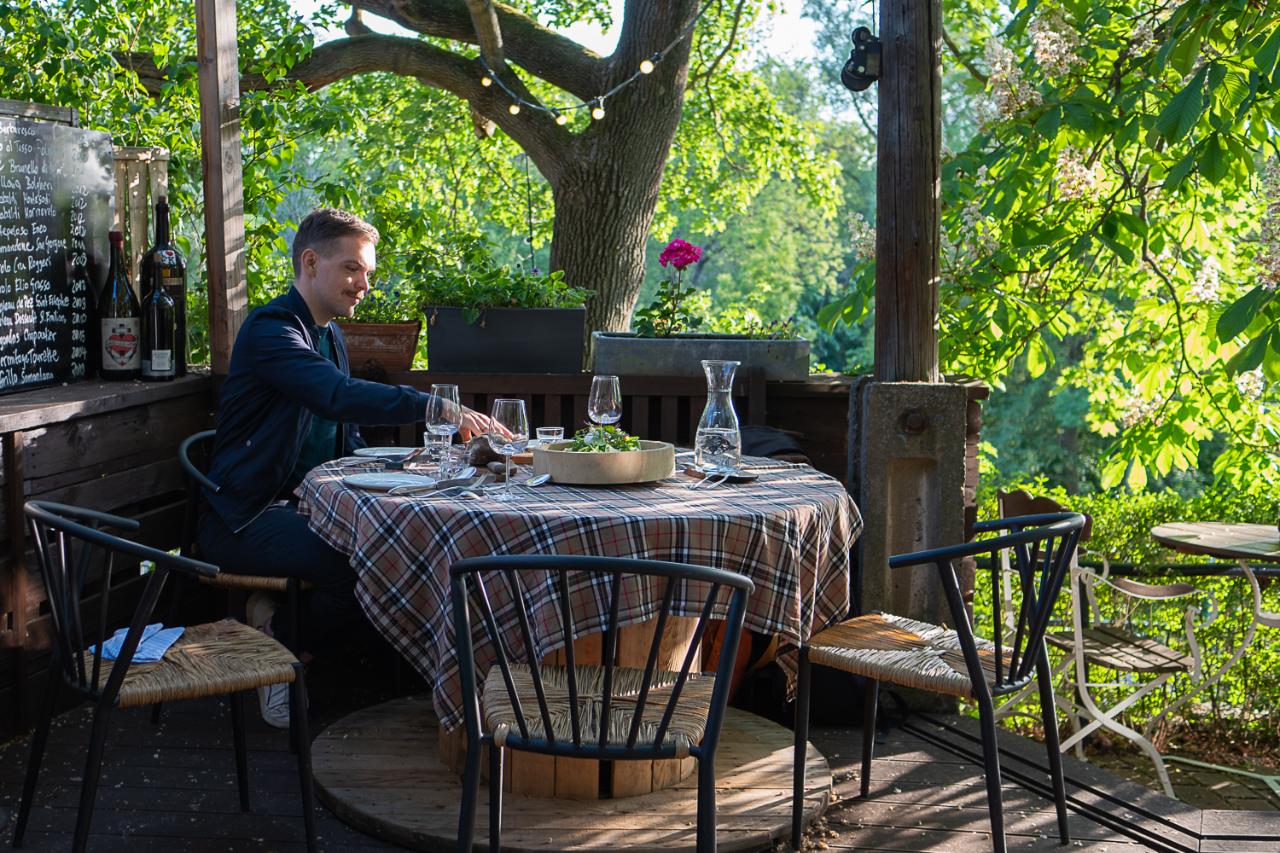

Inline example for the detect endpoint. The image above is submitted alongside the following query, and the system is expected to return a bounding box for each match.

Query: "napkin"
[90,623,185,663]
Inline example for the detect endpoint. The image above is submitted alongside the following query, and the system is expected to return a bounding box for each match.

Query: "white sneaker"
[258,681,292,729]
[245,593,294,728]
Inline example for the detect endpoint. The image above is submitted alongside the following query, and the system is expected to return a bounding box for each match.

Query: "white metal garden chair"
[998,490,1218,799]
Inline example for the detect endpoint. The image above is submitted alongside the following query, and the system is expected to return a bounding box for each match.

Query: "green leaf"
[1034,107,1062,140]
[1155,66,1208,142]
[1163,149,1198,192]
[1227,332,1271,374]
[1198,134,1228,183]
[1253,25,1280,79]
[1216,287,1267,342]
[1170,28,1203,77]
[1100,457,1128,490]
[1026,335,1052,379]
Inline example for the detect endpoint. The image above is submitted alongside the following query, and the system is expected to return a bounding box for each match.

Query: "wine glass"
[426,384,461,476]
[588,375,622,435]
[489,399,529,502]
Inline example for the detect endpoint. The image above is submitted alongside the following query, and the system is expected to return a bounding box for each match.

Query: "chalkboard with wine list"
[0,113,114,395]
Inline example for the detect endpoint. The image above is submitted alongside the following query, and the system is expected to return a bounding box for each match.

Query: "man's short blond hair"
[292,208,380,277]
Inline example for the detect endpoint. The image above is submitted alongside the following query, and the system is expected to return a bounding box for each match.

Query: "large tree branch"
[350,0,602,100]
[125,35,572,183]
[463,0,504,66]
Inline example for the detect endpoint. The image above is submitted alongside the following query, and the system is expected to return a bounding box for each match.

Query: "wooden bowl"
[532,440,676,485]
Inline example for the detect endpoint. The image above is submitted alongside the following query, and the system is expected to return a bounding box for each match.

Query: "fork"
[687,472,730,491]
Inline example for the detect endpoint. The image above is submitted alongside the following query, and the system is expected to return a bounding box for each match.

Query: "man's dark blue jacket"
[206,286,429,532]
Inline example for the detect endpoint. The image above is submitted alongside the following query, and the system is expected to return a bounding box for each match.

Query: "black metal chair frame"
[176,429,303,652]
[450,554,755,853]
[14,500,316,853]
[791,512,1085,853]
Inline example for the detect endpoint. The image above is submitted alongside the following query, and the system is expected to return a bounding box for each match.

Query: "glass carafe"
[694,359,741,473]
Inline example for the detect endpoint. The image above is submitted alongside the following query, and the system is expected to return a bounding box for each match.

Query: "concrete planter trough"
[338,321,422,375]
[591,332,811,380]
[426,306,585,373]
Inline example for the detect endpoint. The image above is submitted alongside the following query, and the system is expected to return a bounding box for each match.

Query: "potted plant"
[337,284,423,377]
[420,237,592,373]
[591,238,811,380]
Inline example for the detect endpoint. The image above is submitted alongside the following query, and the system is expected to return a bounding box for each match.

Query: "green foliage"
[419,237,590,324]
[567,425,639,452]
[633,277,708,337]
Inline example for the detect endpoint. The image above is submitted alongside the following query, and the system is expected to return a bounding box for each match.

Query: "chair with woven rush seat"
[1001,490,1218,798]
[178,430,308,651]
[791,511,1086,853]
[14,500,316,853]
[451,554,754,853]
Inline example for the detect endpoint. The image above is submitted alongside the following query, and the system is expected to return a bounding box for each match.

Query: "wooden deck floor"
[0,669,1273,851]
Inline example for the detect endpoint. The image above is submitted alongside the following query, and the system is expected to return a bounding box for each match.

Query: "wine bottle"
[99,231,142,380]
[139,197,187,375]
[141,266,176,382]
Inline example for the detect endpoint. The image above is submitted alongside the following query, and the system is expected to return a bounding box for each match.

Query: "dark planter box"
[591,332,811,380]
[426,306,585,373]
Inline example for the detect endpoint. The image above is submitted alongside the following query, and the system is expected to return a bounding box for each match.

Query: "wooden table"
[298,455,861,801]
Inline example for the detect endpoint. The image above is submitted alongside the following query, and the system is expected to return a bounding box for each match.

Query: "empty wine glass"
[426,384,461,476]
[489,399,529,502]
[588,375,622,435]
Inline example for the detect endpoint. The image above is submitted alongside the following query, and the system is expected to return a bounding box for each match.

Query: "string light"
[476,7,705,125]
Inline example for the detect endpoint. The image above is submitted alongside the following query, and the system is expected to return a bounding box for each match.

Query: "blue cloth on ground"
[91,623,185,663]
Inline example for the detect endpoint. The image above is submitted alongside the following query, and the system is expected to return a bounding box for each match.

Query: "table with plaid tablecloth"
[296,456,862,730]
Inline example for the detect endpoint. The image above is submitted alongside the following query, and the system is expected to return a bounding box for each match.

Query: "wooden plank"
[630,395,651,440]
[510,750,557,798]
[0,373,211,435]
[196,0,249,375]
[874,0,941,381]
[2,432,25,650]
[113,164,127,233]
[554,756,599,799]
[544,394,564,432]
[658,396,679,445]
[0,98,76,125]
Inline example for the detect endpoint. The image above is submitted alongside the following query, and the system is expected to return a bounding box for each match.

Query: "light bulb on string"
[553,109,568,125]
[591,99,606,120]
[480,75,493,87]
[508,103,521,115]
[639,58,655,74]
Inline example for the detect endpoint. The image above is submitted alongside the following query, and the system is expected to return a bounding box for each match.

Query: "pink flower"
[659,238,702,270]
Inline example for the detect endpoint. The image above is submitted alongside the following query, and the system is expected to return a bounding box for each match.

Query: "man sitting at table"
[199,207,492,728]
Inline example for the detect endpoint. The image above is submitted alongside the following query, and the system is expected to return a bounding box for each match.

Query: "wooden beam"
[874,0,942,382]
[196,0,248,375]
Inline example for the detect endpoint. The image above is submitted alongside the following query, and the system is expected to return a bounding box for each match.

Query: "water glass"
[489,399,529,502]
[588,375,622,432]
[426,383,461,476]
[535,426,565,447]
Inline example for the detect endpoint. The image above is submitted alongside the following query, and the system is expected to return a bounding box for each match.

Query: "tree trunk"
[549,156,664,334]
[547,1,698,335]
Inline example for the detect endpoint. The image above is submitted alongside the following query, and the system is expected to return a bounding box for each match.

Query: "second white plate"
[343,472,438,492]
[353,446,415,461]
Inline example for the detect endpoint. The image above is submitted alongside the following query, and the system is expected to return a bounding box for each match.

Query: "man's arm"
[249,312,427,425]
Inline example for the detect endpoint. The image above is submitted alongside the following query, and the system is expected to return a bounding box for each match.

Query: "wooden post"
[875,0,942,382]
[4,432,27,732]
[196,0,248,375]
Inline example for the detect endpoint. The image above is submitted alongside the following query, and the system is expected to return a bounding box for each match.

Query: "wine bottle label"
[102,318,140,370]
[145,350,173,373]
[160,275,183,290]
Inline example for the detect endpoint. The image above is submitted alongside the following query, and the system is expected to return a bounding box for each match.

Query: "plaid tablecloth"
[297,456,862,729]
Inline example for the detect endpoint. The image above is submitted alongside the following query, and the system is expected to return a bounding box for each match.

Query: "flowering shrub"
[634,237,707,337]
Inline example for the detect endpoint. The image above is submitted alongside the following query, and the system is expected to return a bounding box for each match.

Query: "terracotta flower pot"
[337,321,422,375]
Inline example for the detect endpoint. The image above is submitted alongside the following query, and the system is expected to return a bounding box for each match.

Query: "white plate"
[353,447,416,461]
[343,472,438,492]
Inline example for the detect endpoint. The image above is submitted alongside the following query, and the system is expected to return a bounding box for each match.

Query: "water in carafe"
[694,359,741,473]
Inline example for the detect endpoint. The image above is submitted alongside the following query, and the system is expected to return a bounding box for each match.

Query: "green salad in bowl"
[566,426,640,453]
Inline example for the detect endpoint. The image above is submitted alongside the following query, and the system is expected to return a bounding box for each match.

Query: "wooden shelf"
[0,371,212,434]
